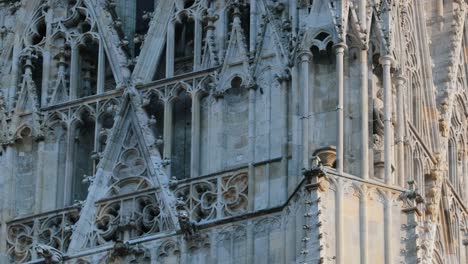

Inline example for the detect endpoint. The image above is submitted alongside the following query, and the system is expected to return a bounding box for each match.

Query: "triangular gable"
[50,70,69,104]
[250,22,284,78]
[218,5,252,90]
[9,51,43,140]
[305,0,334,29]
[67,87,179,252]
[15,68,39,114]
[201,17,220,69]
[252,0,289,67]
[329,0,349,42]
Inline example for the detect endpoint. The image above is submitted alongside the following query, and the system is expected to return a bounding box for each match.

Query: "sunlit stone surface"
[0,1,467,263]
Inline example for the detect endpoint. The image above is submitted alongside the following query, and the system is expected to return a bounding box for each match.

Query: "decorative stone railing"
[172,170,249,224]
[90,187,175,247]
[6,206,80,263]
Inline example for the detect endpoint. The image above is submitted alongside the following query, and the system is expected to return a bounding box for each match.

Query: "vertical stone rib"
[335,43,347,174]
[279,74,290,201]
[336,179,344,264]
[163,99,173,176]
[361,48,369,179]
[396,75,406,186]
[299,51,312,169]
[250,0,257,53]
[248,86,256,210]
[360,186,368,264]
[69,43,79,100]
[384,196,392,264]
[194,18,202,71]
[166,22,175,78]
[97,38,105,94]
[190,91,201,178]
[380,55,393,184]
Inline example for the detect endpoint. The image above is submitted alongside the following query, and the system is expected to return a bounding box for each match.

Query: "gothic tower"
[0,0,467,263]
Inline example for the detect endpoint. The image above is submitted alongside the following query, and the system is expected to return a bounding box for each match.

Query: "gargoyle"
[175,199,197,239]
[35,244,63,264]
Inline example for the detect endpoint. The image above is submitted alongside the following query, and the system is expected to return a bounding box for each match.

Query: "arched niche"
[14,126,38,216]
[223,76,249,167]
[143,92,165,155]
[70,108,96,203]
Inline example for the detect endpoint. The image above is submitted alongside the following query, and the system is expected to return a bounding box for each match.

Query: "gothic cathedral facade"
[0,0,466,263]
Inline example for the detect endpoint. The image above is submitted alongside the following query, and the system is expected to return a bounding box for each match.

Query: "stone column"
[360,0,369,178]
[97,38,105,94]
[299,51,312,169]
[190,91,201,178]
[63,121,74,206]
[247,221,254,264]
[166,22,175,78]
[335,43,347,174]
[9,35,21,108]
[34,141,45,214]
[336,179,344,264]
[40,9,53,107]
[290,0,298,35]
[250,0,257,53]
[163,99,174,175]
[396,74,406,186]
[380,55,394,184]
[360,185,369,264]
[277,72,290,201]
[69,43,79,100]
[248,84,256,210]
[384,192,393,264]
[193,18,202,71]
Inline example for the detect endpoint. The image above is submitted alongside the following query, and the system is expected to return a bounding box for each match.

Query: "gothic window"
[174,14,195,75]
[411,73,421,130]
[457,137,465,197]
[448,138,457,188]
[172,90,192,179]
[71,110,95,203]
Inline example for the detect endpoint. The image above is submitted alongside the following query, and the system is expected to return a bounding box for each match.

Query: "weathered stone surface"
[0,1,467,264]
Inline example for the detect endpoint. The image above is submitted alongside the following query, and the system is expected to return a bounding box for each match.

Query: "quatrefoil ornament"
[113,148,146,179]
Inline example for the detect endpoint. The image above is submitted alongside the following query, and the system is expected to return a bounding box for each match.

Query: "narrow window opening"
[31,55,43,105]
[153,44,166,81]
[72,111,95,203]
[134,0,155,57]
[78,38,98,98]
[172,90,192,179]
[174,15,195,75]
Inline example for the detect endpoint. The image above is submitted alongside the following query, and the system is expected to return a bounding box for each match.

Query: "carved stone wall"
[0,1,467,264]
